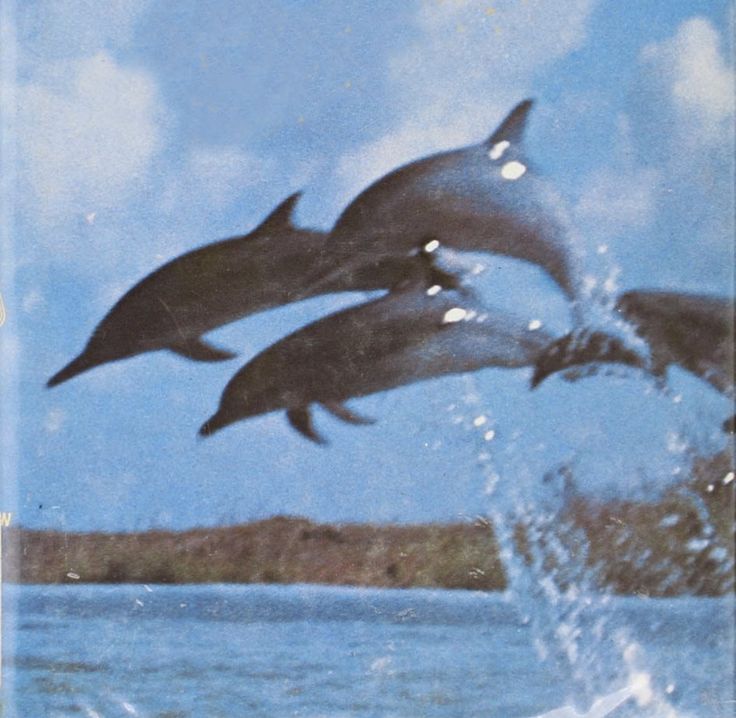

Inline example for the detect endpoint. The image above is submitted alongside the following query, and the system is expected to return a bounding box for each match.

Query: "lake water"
[1,584,733,717]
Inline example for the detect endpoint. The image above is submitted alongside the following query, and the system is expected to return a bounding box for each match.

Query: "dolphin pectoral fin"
[486,98,534,147]
[170,338,237,363]
[322,401,376,426]
[253,191,302,235]
[287,406,327,445]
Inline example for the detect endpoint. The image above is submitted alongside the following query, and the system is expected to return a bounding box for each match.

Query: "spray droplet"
[442,307,467,324]
[488,140,510,160]
[426,285,441,296]
[501,161,527,180]
[424,239,440,253]
[528,319,542,331]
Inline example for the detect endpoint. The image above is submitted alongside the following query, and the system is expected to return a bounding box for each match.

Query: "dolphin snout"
[199,411,228,438]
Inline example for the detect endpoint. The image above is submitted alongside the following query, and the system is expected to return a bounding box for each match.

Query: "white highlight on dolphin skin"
[488,140,510,160]
[424,239,440,253]
[426,284,442,296]
[528,319,543,330]
[501,160,527,180]
[442,307,468,323]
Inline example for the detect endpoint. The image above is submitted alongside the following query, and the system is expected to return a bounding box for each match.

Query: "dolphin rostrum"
[199,253,557,444]
[531,290,735,425]
[48,193,377,387]
[311,99,584,306]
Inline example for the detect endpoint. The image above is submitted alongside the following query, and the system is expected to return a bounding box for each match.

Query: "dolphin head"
[199,391,278,438]
[531,331,650,389]
[199,354,304,438]
[199,387,276,438]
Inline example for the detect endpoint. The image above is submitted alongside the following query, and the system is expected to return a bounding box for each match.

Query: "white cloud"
[44,407,67,434]
[21,288,46,314]
[18,52,165,225]
[575,166,660,235]
[640,17,734,150]
[586,17,735,291]
[337,0,598,200]
[19,0,149,60]
[160,146,275,214]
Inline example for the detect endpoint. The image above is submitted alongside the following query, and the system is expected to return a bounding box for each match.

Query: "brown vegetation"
[3,450,732,596]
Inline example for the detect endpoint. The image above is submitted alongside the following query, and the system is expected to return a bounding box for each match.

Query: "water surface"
[2,584,733,717]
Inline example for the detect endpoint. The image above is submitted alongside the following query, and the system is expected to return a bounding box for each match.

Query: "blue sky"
[1,0,733,531]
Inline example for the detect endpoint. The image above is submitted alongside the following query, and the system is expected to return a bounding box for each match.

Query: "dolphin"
[310,99,583,306]
[47,192,382,388]
[199,252,557,444]
[531,290,735,423]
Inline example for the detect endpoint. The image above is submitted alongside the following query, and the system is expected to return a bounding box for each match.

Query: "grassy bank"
[3,451,732,595]
[3,518,507,590]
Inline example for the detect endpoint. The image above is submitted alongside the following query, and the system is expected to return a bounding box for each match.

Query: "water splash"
[453,372,727,717]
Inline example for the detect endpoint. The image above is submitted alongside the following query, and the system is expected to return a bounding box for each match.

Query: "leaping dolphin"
[531,290,735,430]
[199,252,557,444]
[311,99,584,307]
[48,193,379,388]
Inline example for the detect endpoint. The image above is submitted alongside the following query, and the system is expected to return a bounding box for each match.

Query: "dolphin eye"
[501,161,527,180]
[488,140,510,161]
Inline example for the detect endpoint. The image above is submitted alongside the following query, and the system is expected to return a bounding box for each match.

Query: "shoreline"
[3,451,732,597]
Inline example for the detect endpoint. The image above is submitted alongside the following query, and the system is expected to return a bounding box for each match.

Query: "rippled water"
[2,584,733,717]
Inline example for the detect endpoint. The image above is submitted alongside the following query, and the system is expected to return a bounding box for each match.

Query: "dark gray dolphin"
[48,193,374,387]
[531,291,735,416]
[199,267,556,444]
[311,99,583,304]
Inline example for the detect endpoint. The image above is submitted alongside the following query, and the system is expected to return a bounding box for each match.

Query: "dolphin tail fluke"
[287,406,327,445]
[47,351,96,388]
[531,330,649,389]
[322,401,376,426]
[486,98,534,147]
[170,338,237,363]
[253,191,303,234]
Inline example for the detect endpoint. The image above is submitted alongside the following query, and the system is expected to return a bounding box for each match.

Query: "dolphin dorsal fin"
[254,191,303,234]
[485,99,534,148]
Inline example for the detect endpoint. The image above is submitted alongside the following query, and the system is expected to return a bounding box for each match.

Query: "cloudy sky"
[1,0,733,531]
